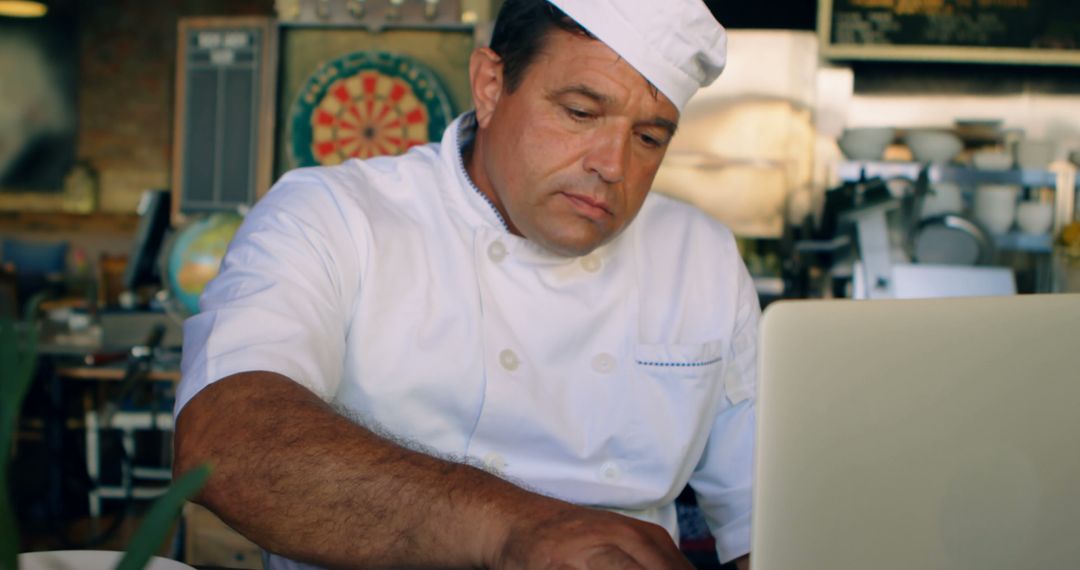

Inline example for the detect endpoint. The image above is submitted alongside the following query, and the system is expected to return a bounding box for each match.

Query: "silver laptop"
[752,294,1080,570]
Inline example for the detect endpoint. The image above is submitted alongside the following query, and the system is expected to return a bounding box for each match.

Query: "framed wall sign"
[172,17,279,226]
[817,0,1080,66]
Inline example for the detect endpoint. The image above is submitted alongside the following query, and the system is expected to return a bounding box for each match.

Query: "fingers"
[584,546,646,570]
[618,532,695,570]
[493,498,695,570]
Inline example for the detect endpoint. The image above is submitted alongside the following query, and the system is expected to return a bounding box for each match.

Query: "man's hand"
[489,499,694,570]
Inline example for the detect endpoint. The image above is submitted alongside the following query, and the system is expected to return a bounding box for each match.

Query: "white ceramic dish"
[1016,201,1054,235]
[905,130,963,164]
[973,185,1019,234]
[1015,139,1055,171]
[18,550,195,570]
[972,149,1013,171]
[838,127,895,161]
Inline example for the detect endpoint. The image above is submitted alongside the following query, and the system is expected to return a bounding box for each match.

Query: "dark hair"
[488,0,593,93]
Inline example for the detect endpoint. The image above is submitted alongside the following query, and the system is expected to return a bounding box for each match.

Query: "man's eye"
[565,107,594,121]
[638,133,664,148]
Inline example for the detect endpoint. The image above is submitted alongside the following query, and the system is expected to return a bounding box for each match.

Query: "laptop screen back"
[752,294,1080,570]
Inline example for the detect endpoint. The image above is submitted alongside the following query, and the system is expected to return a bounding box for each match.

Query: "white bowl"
[1015,139,1056,171]
[921,182,964,218]
[1016,201,1053,235]
[838,127,895,161]
[973,185,1019,234]
[904,130,963,164]
[18,551,195,570]
[972,149,1013,171]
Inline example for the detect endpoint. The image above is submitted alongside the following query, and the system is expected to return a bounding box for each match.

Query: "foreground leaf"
[1,320,38,570]
[113,464,211,570]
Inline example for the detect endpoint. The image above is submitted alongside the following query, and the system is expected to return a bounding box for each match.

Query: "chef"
[173,0,758,569]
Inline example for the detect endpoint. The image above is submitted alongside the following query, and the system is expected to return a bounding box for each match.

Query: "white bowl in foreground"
[18,550,195,570]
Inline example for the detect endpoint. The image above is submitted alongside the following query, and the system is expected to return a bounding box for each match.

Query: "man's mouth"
[561,192,613,219]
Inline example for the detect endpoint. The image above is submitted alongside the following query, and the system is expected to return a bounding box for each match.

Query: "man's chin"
[529,227,613,258]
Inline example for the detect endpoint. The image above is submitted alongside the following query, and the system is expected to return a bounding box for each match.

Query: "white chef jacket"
[176,113,760,567]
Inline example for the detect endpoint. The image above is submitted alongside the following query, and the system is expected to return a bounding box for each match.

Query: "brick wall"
[77,0,273,213]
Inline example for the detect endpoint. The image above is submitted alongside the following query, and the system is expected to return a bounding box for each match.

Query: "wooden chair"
[97,253,129,309]
[0,265,16,320]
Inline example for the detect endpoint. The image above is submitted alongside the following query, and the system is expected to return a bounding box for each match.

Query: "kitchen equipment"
[919,182,963,218]
[909,213,993,266]
[830,166,998,299]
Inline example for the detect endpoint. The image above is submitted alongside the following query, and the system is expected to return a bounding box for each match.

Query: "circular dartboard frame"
[288,50,456,167]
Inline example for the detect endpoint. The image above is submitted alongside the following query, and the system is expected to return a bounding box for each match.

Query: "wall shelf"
[0,212,139,236]
[835,160,1077,238]
[835,161,1069,188]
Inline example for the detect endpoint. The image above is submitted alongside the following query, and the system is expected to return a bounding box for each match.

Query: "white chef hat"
[546,0,727,113]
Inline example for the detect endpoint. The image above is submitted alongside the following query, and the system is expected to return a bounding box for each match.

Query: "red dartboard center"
[310,70,430,164]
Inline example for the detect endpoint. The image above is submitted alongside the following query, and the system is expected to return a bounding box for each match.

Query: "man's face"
[469,29,679,257]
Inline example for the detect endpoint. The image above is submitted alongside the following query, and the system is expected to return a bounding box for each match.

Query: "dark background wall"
[706,0,817,30]
[75,0,273,211]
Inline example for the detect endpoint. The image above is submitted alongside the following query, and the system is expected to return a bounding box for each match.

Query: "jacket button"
[488,240,508,262]
[580,254,602,273]
[498,349,520,371]
[591,353,616,374]
[600,461,621,481]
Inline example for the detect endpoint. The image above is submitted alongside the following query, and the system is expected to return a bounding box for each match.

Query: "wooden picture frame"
[274,22,477,178]
[817,0,1080,67]
[171,17,279,227]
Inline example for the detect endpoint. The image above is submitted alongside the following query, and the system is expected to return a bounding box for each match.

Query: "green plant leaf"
[113,464,211,570]
[1,320,38,570]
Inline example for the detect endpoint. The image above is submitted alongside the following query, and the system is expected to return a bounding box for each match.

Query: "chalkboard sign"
[818,0,1080,65]
[172,18,278,226]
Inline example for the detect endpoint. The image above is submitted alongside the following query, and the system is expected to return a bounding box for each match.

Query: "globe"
[162,212,243,316]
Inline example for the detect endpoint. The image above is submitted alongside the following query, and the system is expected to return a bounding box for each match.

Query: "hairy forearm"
[174,371,534,569]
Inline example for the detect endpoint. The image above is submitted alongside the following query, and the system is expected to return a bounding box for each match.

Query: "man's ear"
[469,47,504,129]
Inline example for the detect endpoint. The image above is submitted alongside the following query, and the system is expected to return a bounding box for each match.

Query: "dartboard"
[289,51,456,167]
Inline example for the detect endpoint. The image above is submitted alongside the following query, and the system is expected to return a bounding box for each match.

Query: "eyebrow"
[549,84,679,138]
[643,117,678,138]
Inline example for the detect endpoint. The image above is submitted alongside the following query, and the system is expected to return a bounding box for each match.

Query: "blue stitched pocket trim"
[636,356,724,368]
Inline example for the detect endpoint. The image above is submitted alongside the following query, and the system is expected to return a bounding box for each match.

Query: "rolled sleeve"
[689,260,759,563]
[690,399,755,562]
[175,172,363,416]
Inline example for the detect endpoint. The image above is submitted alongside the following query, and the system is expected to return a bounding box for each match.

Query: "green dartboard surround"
[288,50,456,167]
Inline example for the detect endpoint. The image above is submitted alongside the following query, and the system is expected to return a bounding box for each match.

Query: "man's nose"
[583,128,629,184]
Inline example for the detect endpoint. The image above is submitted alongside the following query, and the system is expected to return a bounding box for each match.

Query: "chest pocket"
[609,340,727,494]
[631,340,727,433]
[634,339,726,381]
